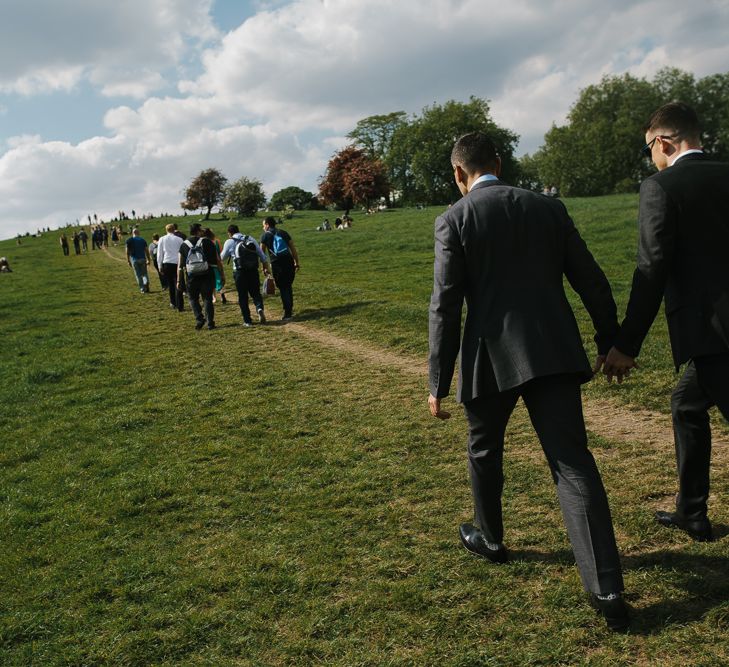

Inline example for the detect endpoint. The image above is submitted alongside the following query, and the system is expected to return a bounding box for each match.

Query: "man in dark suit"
[605,102,729,542]
[428,133,628,631]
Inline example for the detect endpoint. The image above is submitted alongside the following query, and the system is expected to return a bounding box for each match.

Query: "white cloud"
[2,0,729,238]
[0,0,218,98]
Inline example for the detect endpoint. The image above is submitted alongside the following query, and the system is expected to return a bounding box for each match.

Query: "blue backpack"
[271,230,290,257]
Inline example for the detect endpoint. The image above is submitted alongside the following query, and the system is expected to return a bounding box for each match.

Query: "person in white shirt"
[156,223,185,311]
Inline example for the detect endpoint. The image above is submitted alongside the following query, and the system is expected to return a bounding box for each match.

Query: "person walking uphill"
[604,102,729,543]
[221,224,271,327]
[157,223,185,311]
[260,217,300,321]
[428,132,628,632]
[125,228,151,293]
[178,223,225,330]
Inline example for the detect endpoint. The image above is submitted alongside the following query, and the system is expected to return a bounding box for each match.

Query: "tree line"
[322,67,729,203]
[181,171,320,220]
[183,67,729,215]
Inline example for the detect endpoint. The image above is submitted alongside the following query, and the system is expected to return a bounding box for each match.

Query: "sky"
[1,0,728,238]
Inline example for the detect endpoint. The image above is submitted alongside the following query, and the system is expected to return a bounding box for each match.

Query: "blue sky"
[1,0,728,238]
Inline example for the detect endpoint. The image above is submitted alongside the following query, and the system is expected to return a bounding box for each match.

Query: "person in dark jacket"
[429,132,627,632]
[605,102,729,543]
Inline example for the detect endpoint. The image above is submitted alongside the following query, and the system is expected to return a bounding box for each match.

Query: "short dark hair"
[227,224,240,235]
[189,222,202,235]
[644,102,701,141]
[451,132,499,175]
[263,216,277,227]
[152,233,159,241]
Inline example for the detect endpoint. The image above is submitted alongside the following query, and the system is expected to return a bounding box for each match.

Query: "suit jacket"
[429,180,618,402]
[614,153,729,366]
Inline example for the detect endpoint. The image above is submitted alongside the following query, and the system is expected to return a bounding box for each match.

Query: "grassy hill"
[1,199,727,665]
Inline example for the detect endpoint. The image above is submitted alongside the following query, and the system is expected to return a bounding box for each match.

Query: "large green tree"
[224,177,266,217]
[388,97,519,205]
[269,186,315,211]
[347,112,407,204]
[695,72,729,161]
[532,67,729,196]
[181,168,228,219]
[535,74,660,196]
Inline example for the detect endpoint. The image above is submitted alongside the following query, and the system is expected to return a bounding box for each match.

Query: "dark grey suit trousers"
[671,352,729,520]
[463,373,624,594]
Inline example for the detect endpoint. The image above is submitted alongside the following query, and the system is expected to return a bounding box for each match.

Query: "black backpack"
[234,235,259,271]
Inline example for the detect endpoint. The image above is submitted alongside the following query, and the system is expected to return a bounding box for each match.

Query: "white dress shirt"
[156,233,184,266]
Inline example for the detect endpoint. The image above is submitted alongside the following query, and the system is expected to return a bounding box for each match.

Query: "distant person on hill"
[221,224,271,326]
[0,257,12,272]
[148,233,167,290]
[125,228,151,294]
[157,223,186,311]
[203,228,227,304]
[78,229,88,252]
[178,222,225,330]
[428,132,627,632]
[72,231,81,255]
[60,233,69,256]
[260,216,300,321]
[603,102,729,544]
[91,227,102,250]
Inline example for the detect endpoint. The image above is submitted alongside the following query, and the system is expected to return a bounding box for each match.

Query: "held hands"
[595,346,638,383]
[428,394,451,420]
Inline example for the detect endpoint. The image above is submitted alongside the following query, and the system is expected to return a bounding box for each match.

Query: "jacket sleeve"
[562,211,619,355]
[428,214,466,398]
[614,178,675,357]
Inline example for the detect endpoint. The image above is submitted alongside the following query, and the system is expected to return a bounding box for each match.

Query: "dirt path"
[287,322,729,450]
[101,247,727,450]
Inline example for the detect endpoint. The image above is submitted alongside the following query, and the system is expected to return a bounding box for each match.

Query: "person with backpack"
[221,224,271,327]
[259,217,300,321]
[177,222,225,330]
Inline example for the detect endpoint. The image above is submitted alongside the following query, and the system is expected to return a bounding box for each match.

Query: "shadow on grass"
[293,301,376,322]
[507,544,729,634]
[623,549,729,634]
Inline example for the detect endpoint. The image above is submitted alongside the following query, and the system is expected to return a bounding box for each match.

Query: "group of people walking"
[128,217,300,330]
[59,225,115,255]
[428,102,729,633]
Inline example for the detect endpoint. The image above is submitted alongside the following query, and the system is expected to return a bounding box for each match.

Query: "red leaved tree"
[318,146,390,209]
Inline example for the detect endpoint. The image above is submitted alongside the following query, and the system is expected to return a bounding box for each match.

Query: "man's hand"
[428,394,451,420]
[603,346,637,383]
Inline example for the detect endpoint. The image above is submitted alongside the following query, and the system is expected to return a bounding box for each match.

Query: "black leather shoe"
[655,511,713,542]
[590,594,630,633]
[459,523,508,564]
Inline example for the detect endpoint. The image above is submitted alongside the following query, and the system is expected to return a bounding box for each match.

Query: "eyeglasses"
[641,134,677,159]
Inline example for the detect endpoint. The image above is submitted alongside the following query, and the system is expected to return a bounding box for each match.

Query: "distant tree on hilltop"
[269,186,315,211]
[318,146,390,210]
[181,168,228,219]
[224,177,266,217]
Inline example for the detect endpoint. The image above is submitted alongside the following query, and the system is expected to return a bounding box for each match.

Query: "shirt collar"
[469,173,499,191]
[670,148,703,166]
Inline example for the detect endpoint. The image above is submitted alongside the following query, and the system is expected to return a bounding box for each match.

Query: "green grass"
[1,200,727,665]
